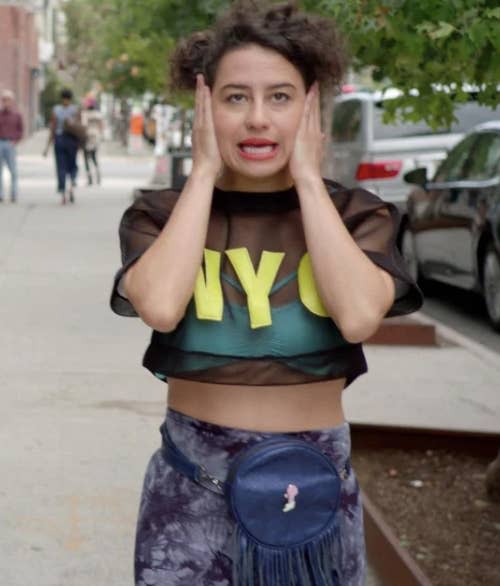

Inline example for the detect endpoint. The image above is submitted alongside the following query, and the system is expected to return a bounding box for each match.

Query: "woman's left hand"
[289,82,325,183]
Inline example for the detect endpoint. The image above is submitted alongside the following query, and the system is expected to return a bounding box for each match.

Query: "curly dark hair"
[60,88,74,100]
[170,0,348,93]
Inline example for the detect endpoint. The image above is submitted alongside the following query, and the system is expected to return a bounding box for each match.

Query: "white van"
[330,90,497,207]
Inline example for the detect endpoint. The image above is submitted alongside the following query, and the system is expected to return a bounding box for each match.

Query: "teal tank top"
[150,271,350,379]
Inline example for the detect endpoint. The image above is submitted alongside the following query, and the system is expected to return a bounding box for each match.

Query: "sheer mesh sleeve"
[110,188,179,316]
[327,181,423,317]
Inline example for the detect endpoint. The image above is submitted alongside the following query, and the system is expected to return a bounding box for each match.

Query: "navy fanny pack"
[160,422,348,585]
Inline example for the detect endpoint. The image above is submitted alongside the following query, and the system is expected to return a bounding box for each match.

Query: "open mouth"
[238,139,279,161]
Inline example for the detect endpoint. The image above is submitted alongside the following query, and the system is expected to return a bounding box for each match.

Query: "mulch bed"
[352,447,500,586]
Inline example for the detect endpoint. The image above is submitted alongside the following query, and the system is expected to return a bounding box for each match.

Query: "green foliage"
[64,0,499,125]
[303,0,499,128]
[63,0,229,100]
[63,0,109,94]
[40,67,63,125]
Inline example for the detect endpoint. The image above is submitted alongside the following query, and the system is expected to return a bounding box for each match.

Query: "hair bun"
[169,31,213,91]
[267,3,294,23]
[169,0,347,93]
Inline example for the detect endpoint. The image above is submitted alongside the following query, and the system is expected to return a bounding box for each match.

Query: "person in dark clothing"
[43,88,80,205]
[0,89,23,203]
[110,2,423,584]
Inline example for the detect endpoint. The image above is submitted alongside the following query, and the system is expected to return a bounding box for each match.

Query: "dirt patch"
[352,448,500,586]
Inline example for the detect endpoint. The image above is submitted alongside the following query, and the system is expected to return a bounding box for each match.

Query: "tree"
[40,67,63,125]
[64,0,230,99]
[63,0,110,95]
[64,0,499,128]
[304,0,500,129]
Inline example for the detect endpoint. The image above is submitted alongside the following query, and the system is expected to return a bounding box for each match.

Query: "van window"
[373,101,498,140]
[332,100,362,142]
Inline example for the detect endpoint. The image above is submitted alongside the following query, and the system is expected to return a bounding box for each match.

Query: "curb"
[363,493,433,586]
[366,317,437,346]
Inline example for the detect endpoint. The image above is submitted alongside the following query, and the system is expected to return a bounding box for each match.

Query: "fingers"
[192,74,221,176]
[195,74,215,130]
[291,82,324,177]
[194,74,204,127]
[300,82,320,132]
[310,82,321,133]
[203,82,215,134]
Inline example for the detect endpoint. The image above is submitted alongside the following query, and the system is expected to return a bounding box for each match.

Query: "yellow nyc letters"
[194,248,328,328]
[193,249,224,321]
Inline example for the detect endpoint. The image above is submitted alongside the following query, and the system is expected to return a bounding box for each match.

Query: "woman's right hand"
[191,74,222,180]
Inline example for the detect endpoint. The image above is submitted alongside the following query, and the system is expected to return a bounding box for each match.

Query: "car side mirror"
[404,167,428,187]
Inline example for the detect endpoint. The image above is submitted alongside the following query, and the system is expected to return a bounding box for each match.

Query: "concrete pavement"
[344,316,500,434]
[0,130,498,585]
[1,132,162,585]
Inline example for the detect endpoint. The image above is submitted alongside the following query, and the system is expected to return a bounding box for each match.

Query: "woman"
[43,88,80,204]
[81,96,103,186]
[110,2,422,585]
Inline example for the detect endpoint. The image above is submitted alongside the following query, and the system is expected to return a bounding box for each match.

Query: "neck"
[216,167,294,193]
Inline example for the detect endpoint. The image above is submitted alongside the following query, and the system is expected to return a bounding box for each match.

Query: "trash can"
[171,150,192,190]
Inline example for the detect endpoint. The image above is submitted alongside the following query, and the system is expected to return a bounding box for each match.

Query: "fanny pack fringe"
[231,517,342,586]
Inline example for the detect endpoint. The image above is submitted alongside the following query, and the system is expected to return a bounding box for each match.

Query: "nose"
[245,98,270,130]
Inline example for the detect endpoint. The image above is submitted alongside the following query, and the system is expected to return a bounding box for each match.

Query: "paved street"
[421,282,500,354]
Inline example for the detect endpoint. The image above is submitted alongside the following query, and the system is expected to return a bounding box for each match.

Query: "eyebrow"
[220,83,297,91]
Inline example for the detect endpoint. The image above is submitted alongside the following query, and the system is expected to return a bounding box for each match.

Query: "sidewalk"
[0,141,498,585]
[343,315,500,434]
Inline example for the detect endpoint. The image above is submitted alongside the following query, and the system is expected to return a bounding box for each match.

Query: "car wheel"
[483,244,500,331]
[400,227,419,283]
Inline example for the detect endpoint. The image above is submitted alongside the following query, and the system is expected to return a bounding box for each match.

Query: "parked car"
[330,90,498,208]
[401,121,500,330]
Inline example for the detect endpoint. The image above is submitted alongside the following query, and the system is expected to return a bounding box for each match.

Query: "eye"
[272,92,290,103]
[227,93,247,104]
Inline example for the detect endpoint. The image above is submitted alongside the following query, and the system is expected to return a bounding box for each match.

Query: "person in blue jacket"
[44,88,80,204]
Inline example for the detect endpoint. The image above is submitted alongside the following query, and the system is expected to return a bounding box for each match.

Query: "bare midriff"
[167,377,346,432]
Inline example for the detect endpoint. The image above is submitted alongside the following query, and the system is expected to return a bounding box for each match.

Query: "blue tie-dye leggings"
[135,408,367,585]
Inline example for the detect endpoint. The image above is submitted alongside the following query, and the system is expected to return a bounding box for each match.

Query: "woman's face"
[211,44,307,191]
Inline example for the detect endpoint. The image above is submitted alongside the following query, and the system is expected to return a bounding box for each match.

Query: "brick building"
[0,2,40,134]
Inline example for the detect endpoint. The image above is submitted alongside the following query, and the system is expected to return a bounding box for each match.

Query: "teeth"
[241,145,274,154]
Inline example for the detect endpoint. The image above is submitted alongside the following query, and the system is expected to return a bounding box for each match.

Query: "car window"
[373,100,498,140]
[332,100,362,142]
[433,134,478,182]
[462,132,500,180]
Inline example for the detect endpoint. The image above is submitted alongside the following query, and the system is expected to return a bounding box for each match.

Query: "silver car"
[330,90,497,208]
[401,121,500,330]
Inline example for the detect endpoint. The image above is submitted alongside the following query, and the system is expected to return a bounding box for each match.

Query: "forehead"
[214,44,304,89]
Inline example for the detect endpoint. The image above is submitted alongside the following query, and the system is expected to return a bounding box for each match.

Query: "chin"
[234,159,290,180]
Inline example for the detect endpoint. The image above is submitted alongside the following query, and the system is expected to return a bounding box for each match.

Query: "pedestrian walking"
[81,96,103,185]
[0,89,23,203]
[43,88,81,204]
[110,2,423,585]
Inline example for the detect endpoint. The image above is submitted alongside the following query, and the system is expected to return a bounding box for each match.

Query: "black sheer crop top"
[110,179,423,387]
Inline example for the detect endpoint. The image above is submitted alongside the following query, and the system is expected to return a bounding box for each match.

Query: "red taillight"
[355,160,402,180]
